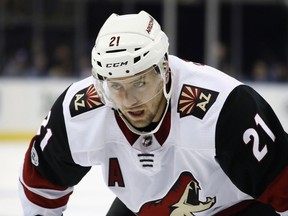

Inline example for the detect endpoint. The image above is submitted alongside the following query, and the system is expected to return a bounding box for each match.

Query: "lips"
[128,110,144,117]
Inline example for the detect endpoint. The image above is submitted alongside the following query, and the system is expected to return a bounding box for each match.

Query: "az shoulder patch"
[69,84,104,117]
[177,84,219,119]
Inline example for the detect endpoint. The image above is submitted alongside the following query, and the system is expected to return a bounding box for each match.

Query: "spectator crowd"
[1,43,288,82]
[0,44,91,79]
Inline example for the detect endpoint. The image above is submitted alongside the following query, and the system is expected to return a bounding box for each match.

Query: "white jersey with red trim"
[19,55,288,215]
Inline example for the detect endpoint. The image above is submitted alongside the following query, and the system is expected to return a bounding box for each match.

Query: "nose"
[122,90,139,108]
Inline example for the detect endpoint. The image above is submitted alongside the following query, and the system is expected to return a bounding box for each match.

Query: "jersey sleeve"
[215,84,288,212]
[19,87,91,215]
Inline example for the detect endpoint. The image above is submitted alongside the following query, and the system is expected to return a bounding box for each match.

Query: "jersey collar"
[114,106,171,146]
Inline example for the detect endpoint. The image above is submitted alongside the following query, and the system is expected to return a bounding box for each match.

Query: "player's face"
[107,67,167,128]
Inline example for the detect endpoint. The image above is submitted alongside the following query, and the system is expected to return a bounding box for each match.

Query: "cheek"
[113,98,123,107]
[147,93,163,110]
[109,91,123,103]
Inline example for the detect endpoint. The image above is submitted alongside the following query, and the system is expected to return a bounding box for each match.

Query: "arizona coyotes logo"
[137,172,216,216]
[177,84,219,119]
[69,84,104,117]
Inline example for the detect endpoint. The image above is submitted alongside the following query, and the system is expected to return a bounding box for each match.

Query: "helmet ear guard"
[152,54,171,99]
[162,53,170,84]
[157,53,172,100]
[92,68,107,105]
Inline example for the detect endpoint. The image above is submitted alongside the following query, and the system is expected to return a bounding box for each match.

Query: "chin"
[131,122,147,128]
[130,120,150,129]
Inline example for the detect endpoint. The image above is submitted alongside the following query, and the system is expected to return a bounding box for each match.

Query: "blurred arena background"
[0,0,288,215]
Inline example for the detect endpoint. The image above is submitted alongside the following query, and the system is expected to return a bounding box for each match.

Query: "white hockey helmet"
[91,10,169,79]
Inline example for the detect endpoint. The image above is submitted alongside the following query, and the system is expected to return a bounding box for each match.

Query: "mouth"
[127,110,145,118]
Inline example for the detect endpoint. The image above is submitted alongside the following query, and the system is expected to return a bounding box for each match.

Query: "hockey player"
[19,11,288,215]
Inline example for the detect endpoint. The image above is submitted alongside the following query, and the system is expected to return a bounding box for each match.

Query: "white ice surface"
[0,142,115,216]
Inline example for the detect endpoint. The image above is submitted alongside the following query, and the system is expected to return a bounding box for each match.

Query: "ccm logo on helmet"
[106,61,128,68]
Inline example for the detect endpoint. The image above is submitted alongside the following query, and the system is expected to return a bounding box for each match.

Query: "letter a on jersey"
[177,84,219,119]
[108,158,125,187]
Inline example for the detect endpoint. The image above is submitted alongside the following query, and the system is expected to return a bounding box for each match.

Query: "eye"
[133,80,145,88]
[110,82,123,91]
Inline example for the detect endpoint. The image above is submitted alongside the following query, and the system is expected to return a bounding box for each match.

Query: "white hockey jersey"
[19,55,288,215]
